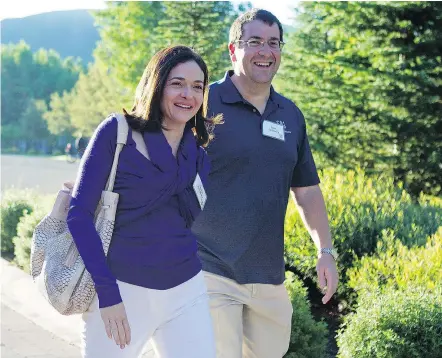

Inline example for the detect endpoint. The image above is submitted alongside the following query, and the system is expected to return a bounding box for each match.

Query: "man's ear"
[228,43,237,62]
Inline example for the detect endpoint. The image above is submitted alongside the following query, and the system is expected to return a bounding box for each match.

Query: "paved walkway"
[1,304,79,358]
[1,154,79,194]
[1,259,155,358]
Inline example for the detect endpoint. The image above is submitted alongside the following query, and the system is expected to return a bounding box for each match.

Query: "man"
[75,133,87,158]
[192,8,339,358]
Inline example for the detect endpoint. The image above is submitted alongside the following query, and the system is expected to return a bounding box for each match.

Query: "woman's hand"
[100,302,131,349]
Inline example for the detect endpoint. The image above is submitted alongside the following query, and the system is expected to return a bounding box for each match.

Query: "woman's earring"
[194,115,197,128]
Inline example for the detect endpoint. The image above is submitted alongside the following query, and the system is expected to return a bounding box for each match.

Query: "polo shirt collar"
[218,70,284,109]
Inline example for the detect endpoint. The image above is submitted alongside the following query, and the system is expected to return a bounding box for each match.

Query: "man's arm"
[290,184,338,304]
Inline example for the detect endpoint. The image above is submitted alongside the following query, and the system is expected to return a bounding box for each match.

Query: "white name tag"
[193,173,207,210]
[262,120,285,141]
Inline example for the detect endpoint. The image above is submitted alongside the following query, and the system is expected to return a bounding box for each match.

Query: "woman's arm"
[67,116,123,308]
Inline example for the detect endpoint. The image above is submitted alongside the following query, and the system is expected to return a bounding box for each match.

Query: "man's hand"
[316,254,338,304]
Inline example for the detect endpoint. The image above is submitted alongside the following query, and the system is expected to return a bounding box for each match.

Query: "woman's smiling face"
[161,60,205,129]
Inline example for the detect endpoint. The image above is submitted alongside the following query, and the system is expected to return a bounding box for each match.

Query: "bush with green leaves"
[0,189,38,254]
[347,227,442,295]
[284,272,328,358]
[284,168,442,300]
[337,287,442,358]
[1,189,54,257]
[13,208,47,272]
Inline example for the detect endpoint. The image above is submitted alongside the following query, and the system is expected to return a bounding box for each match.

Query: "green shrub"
[337,287,442,358]
[419,192,442,208]
[13,208,47,272]
[0,189,38,254]
[347,227,442,295]
[284,272,328,358]
[1,202,32,254]
[1,189,54,256]
[284,168,442,299]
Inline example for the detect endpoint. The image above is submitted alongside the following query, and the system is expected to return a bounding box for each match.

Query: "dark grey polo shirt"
[192,71,320,285]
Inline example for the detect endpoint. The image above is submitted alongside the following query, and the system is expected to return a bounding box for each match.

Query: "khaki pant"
[203,271,293,358]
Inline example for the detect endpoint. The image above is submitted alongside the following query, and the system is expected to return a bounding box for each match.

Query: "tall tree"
[19,99,51,141]
[93,1,165,91]
[1,41,34,127]
[45,62,132,136]
[277,1,442,196]
[157,1,240,81]
[32,49,83,103]
[1,41,82,151]
[43,91,74,136]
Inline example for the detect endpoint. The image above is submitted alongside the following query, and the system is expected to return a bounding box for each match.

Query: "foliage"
[19,99,51,141]
[45,62,132,136]
[68,62,132,135]
[284,272,328,358]
[277,1,442,196]
[284,168,442,301]
[0,189,54,255]
[337,287,442,358]
[13,208,47,272]
[347,227,442,295]
[157,1,241,82]
[1,41,82,123]
[50,1,250,136]
[0,189,39,254]
[93,1,165,91]
[46,3,164,136]
[1,41,34,129]
[3,3,441,196]
[1,41,83,150]
[1,203,32,255]
[43,92,74,136]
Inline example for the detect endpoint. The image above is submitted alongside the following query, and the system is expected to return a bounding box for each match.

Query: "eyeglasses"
[235,39,285,51]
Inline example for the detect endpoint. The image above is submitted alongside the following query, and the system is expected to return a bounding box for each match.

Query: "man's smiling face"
[230,20,282,84]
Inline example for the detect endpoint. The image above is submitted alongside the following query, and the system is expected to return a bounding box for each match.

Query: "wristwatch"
[319,248,338,261]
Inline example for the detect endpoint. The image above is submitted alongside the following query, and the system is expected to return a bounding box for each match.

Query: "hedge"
[13,207,47,272]
[337,287,442,358]
[1,189,53,258]
[347,227,442,295]
[284,168,442,301]
[1,189,39,254]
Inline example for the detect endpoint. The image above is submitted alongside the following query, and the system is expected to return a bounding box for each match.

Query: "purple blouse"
[67,116,209,308]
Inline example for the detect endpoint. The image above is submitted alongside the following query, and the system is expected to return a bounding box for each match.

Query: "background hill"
[1,10,100,64]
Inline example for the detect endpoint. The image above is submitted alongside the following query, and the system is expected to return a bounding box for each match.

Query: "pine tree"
[277,1,442,196]
[157,1,240,81]
[93,1,165,90]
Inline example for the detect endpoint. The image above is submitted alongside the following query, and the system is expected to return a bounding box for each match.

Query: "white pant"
[81,271,216,358]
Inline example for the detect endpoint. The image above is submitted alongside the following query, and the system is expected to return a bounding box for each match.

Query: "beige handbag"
[30,114,128,315]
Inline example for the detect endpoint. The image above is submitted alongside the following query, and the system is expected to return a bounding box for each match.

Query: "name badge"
[193,173,207,210]
[262,120,285,141]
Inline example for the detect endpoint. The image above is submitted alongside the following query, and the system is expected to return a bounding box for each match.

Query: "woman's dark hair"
[229,8,284,44]
[123,45,221,147]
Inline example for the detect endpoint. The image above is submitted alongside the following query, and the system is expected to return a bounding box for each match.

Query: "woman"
[67,46,221,358]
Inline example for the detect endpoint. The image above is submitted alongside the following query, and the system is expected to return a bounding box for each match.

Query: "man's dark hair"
[123,45,221,147]
[229,8,284,44]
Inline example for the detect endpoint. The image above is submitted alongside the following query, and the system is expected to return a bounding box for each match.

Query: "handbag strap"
[104,113,129,192]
